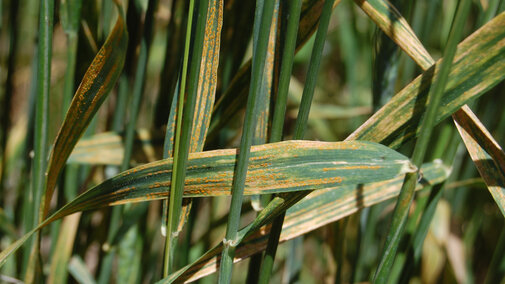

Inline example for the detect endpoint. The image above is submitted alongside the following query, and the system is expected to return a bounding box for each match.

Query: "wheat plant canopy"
[163,161,449,283]
[0,140,414,267]
[66,12,505,169]
[162,9,505,282]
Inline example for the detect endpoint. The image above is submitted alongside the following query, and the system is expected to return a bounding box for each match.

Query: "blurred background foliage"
[0,0,505,283]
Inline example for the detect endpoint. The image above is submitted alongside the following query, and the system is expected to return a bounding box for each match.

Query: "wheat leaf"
[454,105,505,217]
[43,2,128,216]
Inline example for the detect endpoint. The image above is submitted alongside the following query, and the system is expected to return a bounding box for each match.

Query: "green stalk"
[245,1,273,280]
[162,0,195,275]
[218,1,276,282]
[373,0,472,282]
[387,126,459,283]
[20,46,39,277]
[269,0,302,143]
[60,0,82,204]
[396,132,460,282]
[164,0,209,275]
[60,0,82,115]
[24,0,54,280]
[292,0,336,139]
[32,0,54,230]
[258,0,334,282]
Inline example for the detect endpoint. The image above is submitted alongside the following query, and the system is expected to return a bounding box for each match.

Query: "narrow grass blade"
[293,0,336,139]
[32,0,54,230]
[347,11,505,148]
[26,0,54,281]
[251,0,301,280]
[163,162,449,283]
[373,0,471,281]
[261,0,335,281]
[47,213,81,284]
[164,0,210,274]
[43,1,128,216]
[251,0,278,146]
[0,140,414,268]
[170,0,224,238]
[454,105,505,217]
[247,0,280,279]
[218,1,276,281]
[60,0,83,112]
[270,0,303,143]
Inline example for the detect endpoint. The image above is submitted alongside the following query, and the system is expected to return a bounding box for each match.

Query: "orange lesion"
[323,165,382,171]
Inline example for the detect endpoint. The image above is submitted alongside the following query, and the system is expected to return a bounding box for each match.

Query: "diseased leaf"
[164,161,450,283]
[250,0,280,211]
[71,140,413,208]
[162,0,223,236]
[43,3,128,216]
[454,105,505,217]
[0,140,413,267]
[190,0,223,151]
[347,12,505,148]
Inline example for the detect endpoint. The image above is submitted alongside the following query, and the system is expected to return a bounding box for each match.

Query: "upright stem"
[33,0,54,230]
[373,0,472,282]
[24,0,54,281]
[164,0,209,275]
[269,0,303,143]
[258,0,335,282]
[218,1,276,282]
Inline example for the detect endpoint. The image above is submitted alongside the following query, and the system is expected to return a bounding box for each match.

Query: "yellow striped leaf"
[454,105,505,217]
[347,12,505,148]
[43,2,128,216]
[164,161,450,283]
[0,140,414,267]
